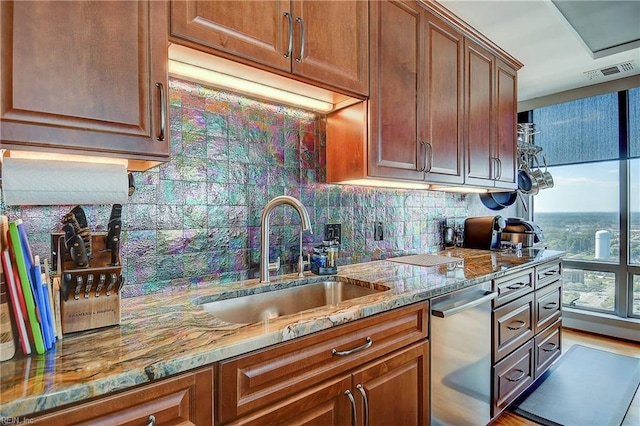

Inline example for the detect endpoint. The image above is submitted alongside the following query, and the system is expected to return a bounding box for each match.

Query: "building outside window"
[529,88,640,322]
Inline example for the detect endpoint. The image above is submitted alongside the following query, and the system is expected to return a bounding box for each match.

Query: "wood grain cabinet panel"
[493,270,534,308]
[492,340,535,416]
[534,319,562,378]
[169,0,368,96]
[32,367,214,426]
[493,292,535,362]
[0,0,170,170]
[535,280,562,333]
[217,303,428,423]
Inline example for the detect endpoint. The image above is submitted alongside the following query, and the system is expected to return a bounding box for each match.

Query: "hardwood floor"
[490,327,640,426]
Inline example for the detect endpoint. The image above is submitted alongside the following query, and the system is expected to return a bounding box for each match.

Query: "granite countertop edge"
[0,248,564,418]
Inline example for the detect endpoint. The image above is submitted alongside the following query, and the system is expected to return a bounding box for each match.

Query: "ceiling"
[437,0,640,102]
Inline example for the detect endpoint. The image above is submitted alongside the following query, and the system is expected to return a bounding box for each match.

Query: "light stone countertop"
[0,247,563,418]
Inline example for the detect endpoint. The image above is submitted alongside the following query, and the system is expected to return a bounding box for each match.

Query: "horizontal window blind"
[532,93,619,166]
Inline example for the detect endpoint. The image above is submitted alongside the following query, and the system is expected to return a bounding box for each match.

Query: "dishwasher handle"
[431,291,498,318]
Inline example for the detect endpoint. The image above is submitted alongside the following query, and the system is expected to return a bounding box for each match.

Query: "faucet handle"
[268,256,281,273]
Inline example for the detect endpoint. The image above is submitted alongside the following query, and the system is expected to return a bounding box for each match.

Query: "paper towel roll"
[1,158,129,206]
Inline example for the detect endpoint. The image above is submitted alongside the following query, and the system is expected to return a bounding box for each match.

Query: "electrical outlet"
[374,222,384,241]
[324,223,342,244]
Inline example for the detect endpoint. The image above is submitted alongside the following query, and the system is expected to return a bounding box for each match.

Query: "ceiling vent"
[584,60,637,80]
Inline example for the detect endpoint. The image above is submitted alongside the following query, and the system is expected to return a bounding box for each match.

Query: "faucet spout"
[260,195,312,283]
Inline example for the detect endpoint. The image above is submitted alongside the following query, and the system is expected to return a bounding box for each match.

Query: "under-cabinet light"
[2,150,129,167]
[168,60,334,113]
[337,179,431,190]
[430,186,489,193]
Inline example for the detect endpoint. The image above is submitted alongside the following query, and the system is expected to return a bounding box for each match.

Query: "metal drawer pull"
[543,302,558,310]
[345,390,357,426]
[295,16,305,62]
[544,270,557,276]
[357,384,369,426]
[507,320,526,330]
[283,12,293,58]
[506,369,526,382]
[147,415,156,426]
[332,337,372,356]
[542,342,558,352]
[507,282,527,290]
[156,82,166,141]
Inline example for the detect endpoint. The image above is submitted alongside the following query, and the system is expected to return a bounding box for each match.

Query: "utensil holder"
[53,233,123,334]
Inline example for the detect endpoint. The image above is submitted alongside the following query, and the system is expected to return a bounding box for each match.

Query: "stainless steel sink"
[199,279,387,324]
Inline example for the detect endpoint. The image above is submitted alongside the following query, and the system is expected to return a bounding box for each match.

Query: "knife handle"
[63,224,89,268]
[106,273,118,296]
[95,274,106,298]
[61,273,71,302]
[84,274,93,299]
[74,275,83,300]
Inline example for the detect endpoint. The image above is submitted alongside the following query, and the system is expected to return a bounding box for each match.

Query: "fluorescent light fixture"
[169,60,334,113]
[337,179,431,190]
[430,185,489,193]
[3,150,129,167]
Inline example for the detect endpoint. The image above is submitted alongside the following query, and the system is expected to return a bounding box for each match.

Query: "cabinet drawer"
[535,261,562,289]
[493,293,535,362]
[33,367,214,425]
[492,340,535,417]
[217,303,428,423]
[493,270,534,307]
[535,319,562,378]
[535,280,562,333]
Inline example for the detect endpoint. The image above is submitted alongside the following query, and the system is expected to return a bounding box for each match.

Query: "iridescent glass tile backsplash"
[0,79,469,296]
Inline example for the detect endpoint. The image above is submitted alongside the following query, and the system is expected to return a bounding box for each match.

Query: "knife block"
[53,233,123,334]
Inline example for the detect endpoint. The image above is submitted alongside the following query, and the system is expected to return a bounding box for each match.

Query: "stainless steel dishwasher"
[430,282,498,426]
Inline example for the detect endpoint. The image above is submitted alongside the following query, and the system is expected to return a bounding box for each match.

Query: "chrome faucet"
[260,195,313,283]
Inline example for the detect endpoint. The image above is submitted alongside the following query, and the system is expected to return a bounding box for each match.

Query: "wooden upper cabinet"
[494,59,518,189]
[170,0,291,72]
[464,39,519,189]
[291,0,369,95]
[169,0,369,96]
[0,0,170,170]
[368,0,424,181]
[422,11,464,185]
[465,38,495,186]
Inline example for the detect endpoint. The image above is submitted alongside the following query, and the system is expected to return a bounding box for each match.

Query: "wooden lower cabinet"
[490,259,563,419]
[32,366,214,426]
[217,303,429,425]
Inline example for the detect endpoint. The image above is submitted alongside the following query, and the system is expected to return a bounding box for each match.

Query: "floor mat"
[512,344,640,426]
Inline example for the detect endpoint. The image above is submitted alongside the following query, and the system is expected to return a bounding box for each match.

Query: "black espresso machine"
[463,216,546,250]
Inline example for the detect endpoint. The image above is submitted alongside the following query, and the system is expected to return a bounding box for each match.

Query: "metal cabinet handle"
[493,157,502,180]
[542,342,558,352]
[283,12,293,58]
[295,16,305,62]
[332,337,372,356]
[146,415,156,426]
[507,282,527,290]
[544,270,557,276]
[507,320,526,330]
[506,369,526,382]
[344,390,357,426]
[357,384,369,426]
[155,82,166,141]
[420,141,433,173]
[543,302,558,310]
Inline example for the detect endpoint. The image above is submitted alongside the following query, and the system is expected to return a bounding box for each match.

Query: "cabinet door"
[292,1,368,95]
[421,11,464,185]
[224,375,352,426]
[170,0,291,72]
[352,342,429,426]
[0,0,169,168]
[368,0,425,181]
[494,59,518,189]
[32,367,214,426]
[464,39,495,186]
